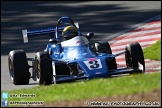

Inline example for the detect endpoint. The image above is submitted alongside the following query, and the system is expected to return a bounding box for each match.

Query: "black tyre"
[93,41,112,54]
[8,49,30,85]
[125,42,145,73]
[35,51,53,85]
[93,41,117,70]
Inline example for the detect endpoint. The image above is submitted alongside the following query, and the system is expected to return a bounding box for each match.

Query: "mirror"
[86,32,94,41]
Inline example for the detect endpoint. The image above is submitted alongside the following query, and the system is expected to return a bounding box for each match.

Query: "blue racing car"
[8,16,145,85]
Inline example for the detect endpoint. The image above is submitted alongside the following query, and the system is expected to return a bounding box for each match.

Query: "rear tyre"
[125,42,145,73]
[8,49,30,85]
[93,41,112,54]
[93,41,117,70]
[35,51,53,85]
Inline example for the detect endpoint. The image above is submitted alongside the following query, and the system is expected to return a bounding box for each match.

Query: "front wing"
[53,68,142,83]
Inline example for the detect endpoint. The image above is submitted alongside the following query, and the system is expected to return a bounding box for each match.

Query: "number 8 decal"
[84,59,102,70]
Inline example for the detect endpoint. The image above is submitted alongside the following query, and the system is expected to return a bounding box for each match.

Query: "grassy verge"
[143,39,161,60]
[1,72,161,104]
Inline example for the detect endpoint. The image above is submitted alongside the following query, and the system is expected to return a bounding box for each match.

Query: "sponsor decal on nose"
[88,58,97,61]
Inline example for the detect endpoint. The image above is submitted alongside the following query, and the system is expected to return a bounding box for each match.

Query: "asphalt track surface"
[1,1,161,91]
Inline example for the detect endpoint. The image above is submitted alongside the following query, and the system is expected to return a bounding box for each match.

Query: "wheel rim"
[8,58,14,83]
[36,59,41,82]
[125,50,132,68]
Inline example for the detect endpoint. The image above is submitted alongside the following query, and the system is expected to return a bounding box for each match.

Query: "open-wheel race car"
[8,16,145,85]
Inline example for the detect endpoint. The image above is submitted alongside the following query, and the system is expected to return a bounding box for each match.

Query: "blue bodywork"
[22,16,143,83]
[46,36,114,79]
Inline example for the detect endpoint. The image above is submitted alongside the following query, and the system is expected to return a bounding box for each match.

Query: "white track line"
[106,14,161,40]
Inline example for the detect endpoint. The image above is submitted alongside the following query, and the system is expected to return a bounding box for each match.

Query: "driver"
[62,26,78,40]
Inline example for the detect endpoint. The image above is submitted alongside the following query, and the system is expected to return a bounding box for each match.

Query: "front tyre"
[35,51,53,85]
[8,49,30,85]
[125,42,145,73]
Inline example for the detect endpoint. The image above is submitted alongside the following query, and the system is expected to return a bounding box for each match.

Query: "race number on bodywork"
[83,59,102,70]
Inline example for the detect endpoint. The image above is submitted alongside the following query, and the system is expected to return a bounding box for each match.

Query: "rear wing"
[22,27,61,43]
[22,23,79,43]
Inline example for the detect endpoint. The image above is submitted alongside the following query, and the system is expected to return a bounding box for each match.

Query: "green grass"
[143,39,161,60]
[2,72,161,104]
